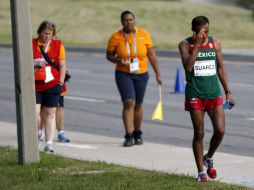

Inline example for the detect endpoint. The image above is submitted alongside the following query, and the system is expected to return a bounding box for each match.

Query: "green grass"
[1,0,254,49]
[0,147,251,190]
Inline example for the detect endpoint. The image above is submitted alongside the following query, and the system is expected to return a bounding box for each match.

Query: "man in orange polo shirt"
[106,10,162,147]
[55,84,71,142]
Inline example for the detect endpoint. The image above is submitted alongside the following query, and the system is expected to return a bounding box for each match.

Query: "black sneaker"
[123,134,134,147]
[133,130,143,145]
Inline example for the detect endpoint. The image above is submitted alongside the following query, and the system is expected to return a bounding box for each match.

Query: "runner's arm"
[178,40,199,72]
[215,38,234,101]
[58,59,66,84]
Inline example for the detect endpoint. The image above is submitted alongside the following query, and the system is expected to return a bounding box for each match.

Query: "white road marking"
[231,160,243,163]
[65,95,106,103]
[247,118,254,121]
[56,143,98,149]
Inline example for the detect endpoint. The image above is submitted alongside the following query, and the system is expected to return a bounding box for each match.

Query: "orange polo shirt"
[107,27,153,74]
[37,39,65,60]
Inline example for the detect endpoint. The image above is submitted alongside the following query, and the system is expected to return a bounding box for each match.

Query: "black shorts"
[115,71,149,104]
[58,96,64,107]
[36,85,61,107]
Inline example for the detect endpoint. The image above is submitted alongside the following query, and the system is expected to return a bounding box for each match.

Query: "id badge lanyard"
[123,32,137,61]
[124,32,139,73]
[42,40,51,61]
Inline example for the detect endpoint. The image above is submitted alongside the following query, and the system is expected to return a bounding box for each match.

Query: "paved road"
[0,47,254,157]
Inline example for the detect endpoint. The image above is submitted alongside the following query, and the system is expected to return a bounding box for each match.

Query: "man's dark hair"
[191,16,209,32]
[120,10,135,23]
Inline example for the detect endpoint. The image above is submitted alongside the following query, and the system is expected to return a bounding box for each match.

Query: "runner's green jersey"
[184,36,222,99]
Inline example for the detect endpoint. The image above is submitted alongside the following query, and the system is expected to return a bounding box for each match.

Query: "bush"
[237,0,254,9]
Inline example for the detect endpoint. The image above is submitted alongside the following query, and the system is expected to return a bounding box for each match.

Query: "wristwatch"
[59,81,64,86]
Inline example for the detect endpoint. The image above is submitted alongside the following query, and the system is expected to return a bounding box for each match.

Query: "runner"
[178,16,235,182]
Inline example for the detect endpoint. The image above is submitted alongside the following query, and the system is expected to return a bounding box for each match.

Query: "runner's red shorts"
[185,96,223,111]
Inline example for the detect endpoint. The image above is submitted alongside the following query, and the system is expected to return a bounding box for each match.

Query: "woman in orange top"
[33,20,66,153]
[106,10,162,147]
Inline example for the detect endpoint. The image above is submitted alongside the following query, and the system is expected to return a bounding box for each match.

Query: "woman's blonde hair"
[37,20,56,36]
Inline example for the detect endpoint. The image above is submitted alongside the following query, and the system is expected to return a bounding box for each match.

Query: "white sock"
[198,171,206,176]
[46,141,53,146]
[58,130,64,135]
[205,154,212,160]
[38,129,42,136]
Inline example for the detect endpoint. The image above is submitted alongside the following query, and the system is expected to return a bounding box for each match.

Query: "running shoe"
[133,130,143,145]
[38,134,43,142]
[204,154,217,179]
[197,172,208,182]
[44,145,54,153]
[123,134,134,147]
[58,133,70,142]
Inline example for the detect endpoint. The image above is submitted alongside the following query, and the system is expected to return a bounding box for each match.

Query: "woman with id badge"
[106,10,162,147]
[33,20,66,153]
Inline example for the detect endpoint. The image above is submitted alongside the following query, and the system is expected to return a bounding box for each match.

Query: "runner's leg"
[206,105,225,158]
[190,109,205,173]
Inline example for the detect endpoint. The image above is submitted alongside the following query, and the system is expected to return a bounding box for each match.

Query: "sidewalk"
[0,121,254,188]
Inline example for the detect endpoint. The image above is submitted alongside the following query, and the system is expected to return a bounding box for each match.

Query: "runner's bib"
[194,60,216,77]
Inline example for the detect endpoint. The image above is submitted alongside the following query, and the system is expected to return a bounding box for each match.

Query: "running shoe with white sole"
[204,154,217,179]
[58,133,70,142]
[197,172,208,182]
[44,145,54,153]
